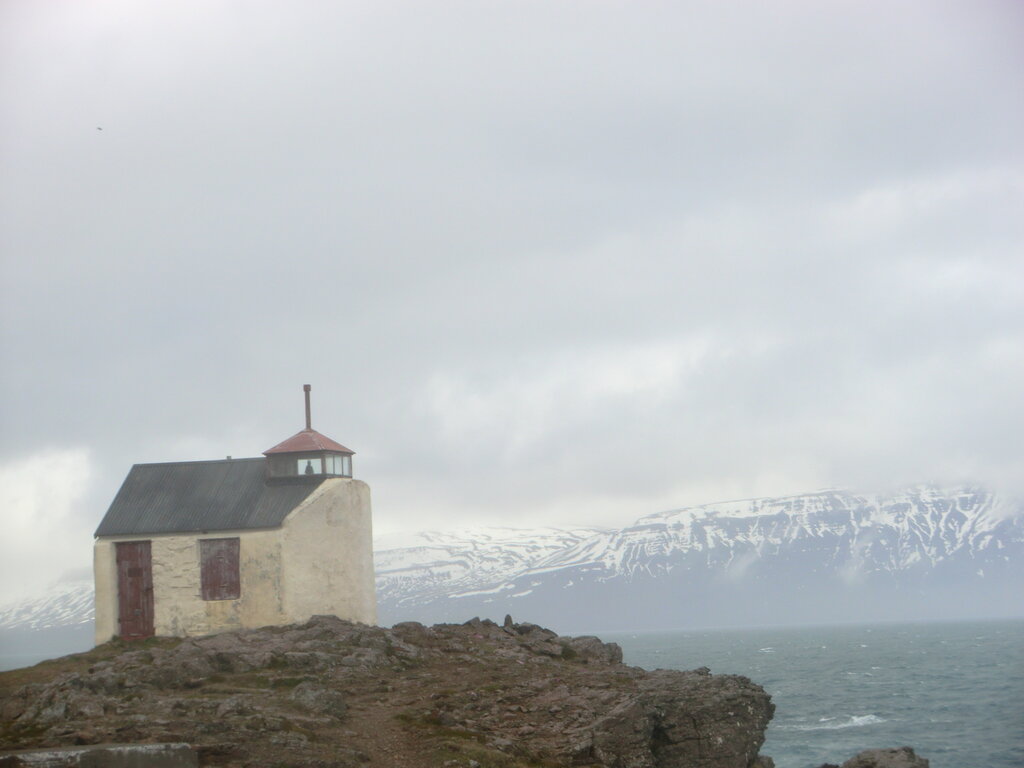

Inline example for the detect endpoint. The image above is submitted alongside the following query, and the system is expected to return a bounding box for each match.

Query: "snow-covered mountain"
[374,526,607,608]
[0,578,94,632]
[3,486,1021,660]
[0,577,95,669]
[374,486,1024,630]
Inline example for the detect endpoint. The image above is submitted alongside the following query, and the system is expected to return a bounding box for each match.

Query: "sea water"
[606,619,1024,768]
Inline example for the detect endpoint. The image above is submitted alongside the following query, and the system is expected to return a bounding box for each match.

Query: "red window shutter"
[200,538,240,600]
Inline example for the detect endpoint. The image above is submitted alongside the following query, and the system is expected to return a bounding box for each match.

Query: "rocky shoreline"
[0,616,926,768]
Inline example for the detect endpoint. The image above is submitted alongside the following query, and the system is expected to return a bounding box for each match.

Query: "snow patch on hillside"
[0,578,94,631]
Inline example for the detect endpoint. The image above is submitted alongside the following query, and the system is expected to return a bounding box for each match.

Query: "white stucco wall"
[94,527,284,644]
[281,478,377,626]
[93,477,377,644]
[93,539,118,643]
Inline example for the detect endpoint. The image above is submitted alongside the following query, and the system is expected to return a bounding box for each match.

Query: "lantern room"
[263,384,354,481]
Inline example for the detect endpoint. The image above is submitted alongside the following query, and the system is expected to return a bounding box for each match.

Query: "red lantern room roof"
[263,428,354,456]
[263,384,355,456]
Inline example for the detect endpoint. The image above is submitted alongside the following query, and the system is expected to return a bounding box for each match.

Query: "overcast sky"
[1,0,1022,603]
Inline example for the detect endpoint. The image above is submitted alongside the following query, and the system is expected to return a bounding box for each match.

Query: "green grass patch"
[432,739,562,768]
[270,676,310,689]
[394,711,487,744]
[0,718,51,749]
[0,636,185,697]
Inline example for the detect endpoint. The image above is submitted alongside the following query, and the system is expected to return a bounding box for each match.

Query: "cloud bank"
[1,0,1021,600]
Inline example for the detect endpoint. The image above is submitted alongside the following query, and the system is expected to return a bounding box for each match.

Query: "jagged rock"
[588,669,772,768]
[0,616,775,768]
[562,634,624,664]
[290,682,347,718]
[838,747,930,768]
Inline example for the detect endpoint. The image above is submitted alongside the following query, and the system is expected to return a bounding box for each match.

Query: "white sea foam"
[779,714,887,731]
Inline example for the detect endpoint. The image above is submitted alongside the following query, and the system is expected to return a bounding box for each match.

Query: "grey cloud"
[0,0,1022,587]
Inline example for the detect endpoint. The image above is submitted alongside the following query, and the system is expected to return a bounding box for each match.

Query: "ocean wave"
[778,714,887,731]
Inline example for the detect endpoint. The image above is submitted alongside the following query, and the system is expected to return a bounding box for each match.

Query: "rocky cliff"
[0,616,775,768]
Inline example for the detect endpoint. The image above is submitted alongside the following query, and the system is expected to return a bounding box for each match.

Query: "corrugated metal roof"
[95,457,323,537]
[263,428,354,455]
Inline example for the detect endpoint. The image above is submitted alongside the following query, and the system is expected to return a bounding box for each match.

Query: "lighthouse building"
[92,386,376,643]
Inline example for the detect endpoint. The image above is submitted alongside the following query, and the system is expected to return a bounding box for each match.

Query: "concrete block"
[0,743,198,767]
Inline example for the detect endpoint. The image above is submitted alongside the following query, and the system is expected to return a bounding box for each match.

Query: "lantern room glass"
[298,458,323,475]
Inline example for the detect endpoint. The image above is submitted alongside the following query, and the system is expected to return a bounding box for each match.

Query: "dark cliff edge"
[0,616,924,768]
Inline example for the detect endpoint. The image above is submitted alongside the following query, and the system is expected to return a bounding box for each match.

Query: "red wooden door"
[116,540,154,640]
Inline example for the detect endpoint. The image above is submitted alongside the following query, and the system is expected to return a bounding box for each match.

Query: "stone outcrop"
[0,616,775,768]
[818,747,930,768]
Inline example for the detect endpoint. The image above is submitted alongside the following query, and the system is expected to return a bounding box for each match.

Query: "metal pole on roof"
[304,384,312,430]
